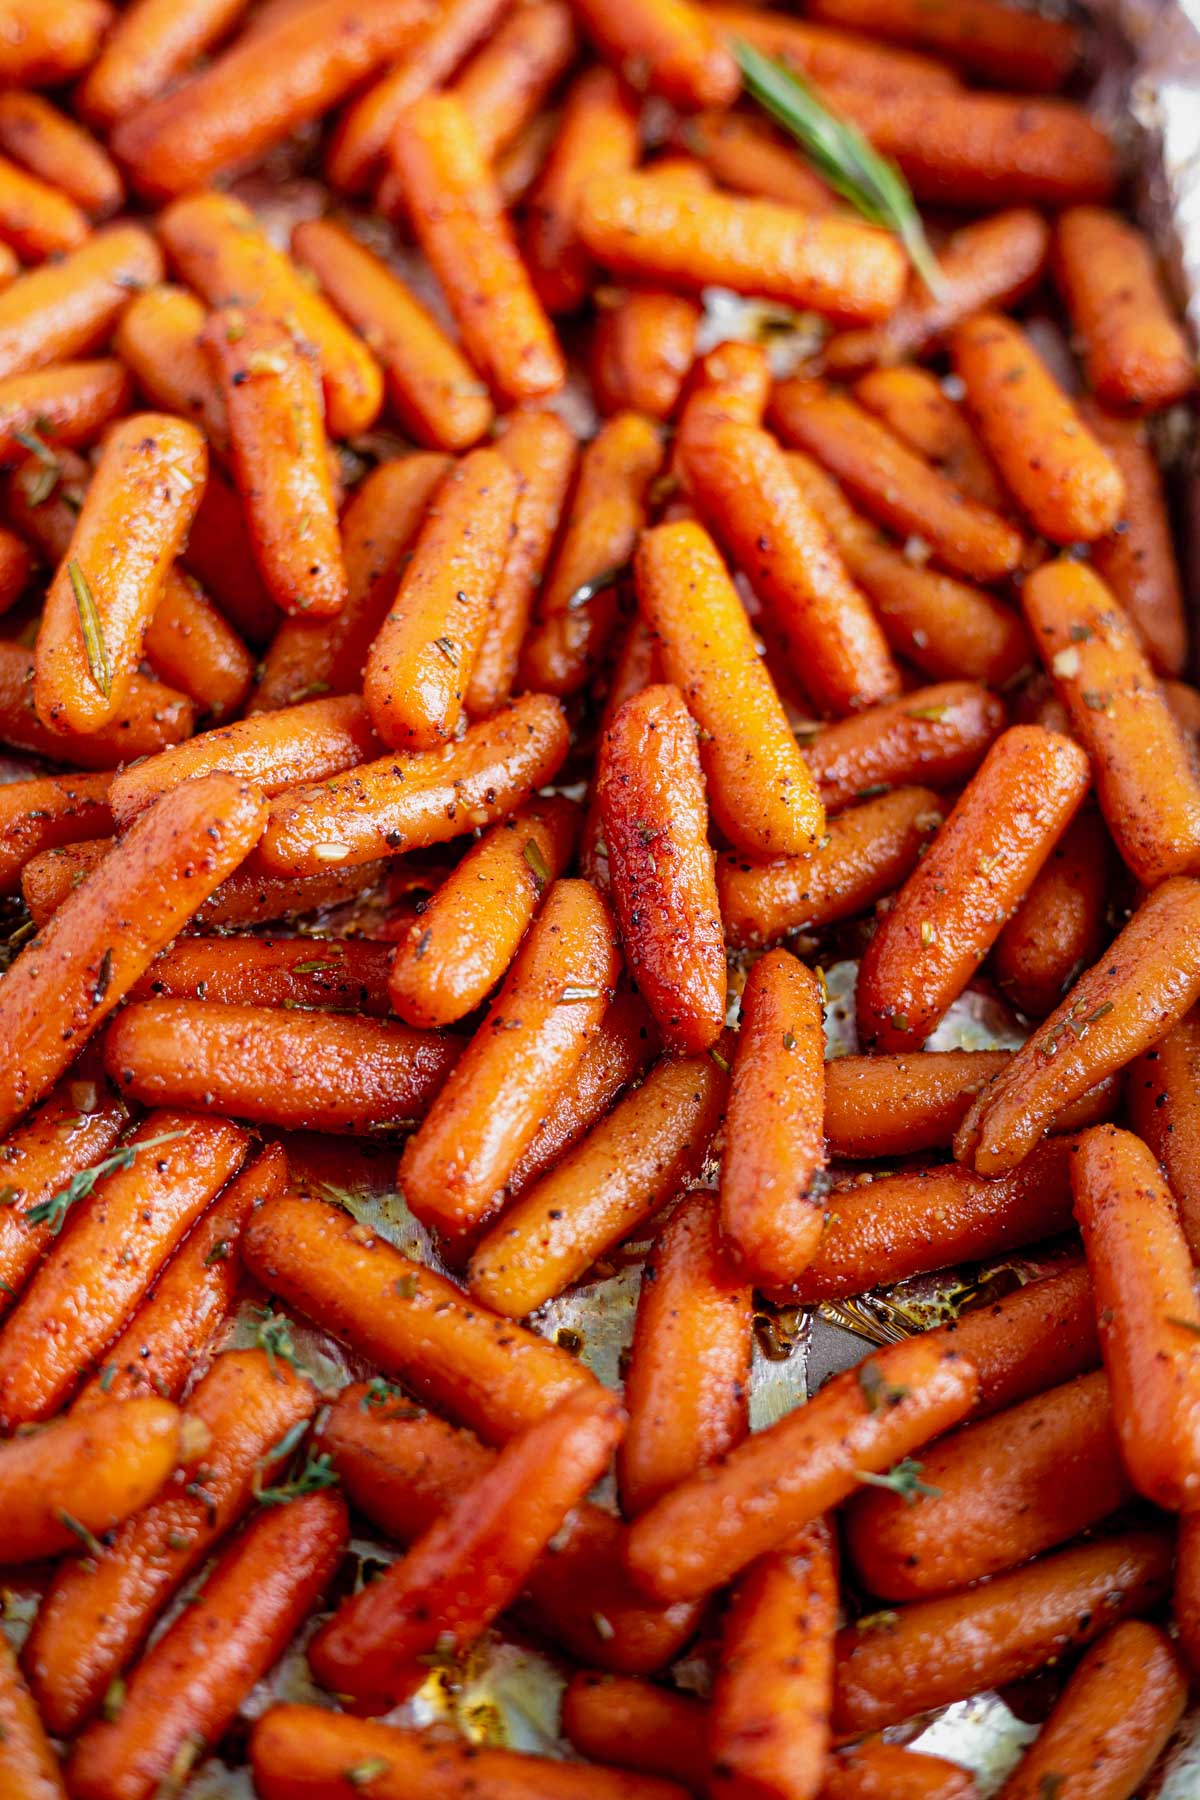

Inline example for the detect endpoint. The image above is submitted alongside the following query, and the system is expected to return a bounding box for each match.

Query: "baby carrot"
[525,68,639,315]
[0,1397,189,1566]
[717,785,944,949]
[625,1338,976,1603]
[0,361,132,462]
[182,468,279,644]
[468,1045,728,1318]
[0,153,87,261]
[598,684,725,1053]
[802,682,1004,814]
[0,1636,66,1800]
[1127,1012,1200,1261]
[721,949,825,1288]
[953,313,1125,544]
[590,291,700,421]
[851,365,1008,513]
[291,218,493,452]
[24,1349,316,1737]
[992,808,1112,1019]
[0,771,112,895]
[69,1490,347,1800]
[677,111,836,212]
[920,1259,1099,1419]
[1081,401,1188,677]
[1055,207,1194,413]
[1023,557,1200,885]
[0,644,194,769]
[844,1370,1130,1601]
[995,1620,1186,1800]
[466,409,578,717]
[636,520,823,858]
[0,225,162,381]
[832,1529,1173,1740]
[390,92,566,403]
[254,692,569,877]
[571,0,737,109]
[710,1523,838,1800]
[451,1,576,162]
[112,0,433,201]
[578,174,907,321]
[0,0,112,86]
[0,91,121,217]
[78,0,252,126]
[520,410,663,697]
[957,877,1200,1175]
[822,1744,979,1800]
[1178,1517,1200,1680]
[563,1674,709,1795]
[131,937,392,1014]
[705,5,958,91]
[111,285,228,453]
[363,448,517,749]
[808,0,1078,90]
[619,1191,751,1516]
[105,1000,459,1134]
[856,724,1090,1051]
[0,772,266,1135]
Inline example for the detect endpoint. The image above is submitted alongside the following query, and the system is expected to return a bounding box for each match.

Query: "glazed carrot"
[317,1392,700,1674]
[721,950,825,1288]
[710,1523,838,1800]
[0,773,266,1135]
[520,411,662,698]
[0,1636,67,1800]
[681,419,901,715]
[717,785,945,949]
[73,1144,289,1410]
[0,0,112,86]
[467,410,578,716]
[591,291,700,421]
[525,67,639,315]
[845,1370,1130,1601]
[823,1052,1116,1161]
[802,682,1004,815]
[920,1259,1099,1419]
[953,313,1125,543]
[581,613,664,887]
[0,523,31,614]
[1177,1516,1200,1680]
[1127,1012,1200,1261]
[131,938,394,1015]
[857,725,1090,1051]
[0,644,195,769]
[996,1620,1185,1800]
[139,570,255,721]
[569,0,736,109]
[851,366,1007,513]
[105,1001,458,1134]
[785,1138,1075,1305]
[821,1744,978,1800]
[0,362,132,463]
[705,6,958,91]
[808,0,1077,90]
[110,694,377,827]
[832,1528,1173,1739]
[390,92,566,403]
[785,453,1031,689]
[389,796,578,1028]
[0,226,162,382]
[24,1350,316,1737]
[619,1192,751,1515]
[1081,402,1188,676]
[992,809,1112,1019]
[563,1674,709,1795]
[112,0,433,202]
[822,83,1116,209]
[251,1706,691,1800]
[468,1044,728,1317]
[636,520,823,858]
[0,91,118,219]
[1023,558,1200,884]
[0,155,88,261]
[291,218,493,452]
[1056,207,1193,413]
[0,771,113,897]
[112,286,228,453]
[598,685,724,1053]
[577,175,906,321]
[625,1337,976,1603]
[78,0,252,127]
[0,1398,189,1566]
[363,448,517,749]
[243,1192,596,1441]
[677,111,835,212]
[451,1,576,162]
[19,839,111,923]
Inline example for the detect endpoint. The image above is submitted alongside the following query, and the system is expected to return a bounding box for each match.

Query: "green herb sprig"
[854,1457,941,1504]
[25,1128,188,1235]
[68,560,111,699]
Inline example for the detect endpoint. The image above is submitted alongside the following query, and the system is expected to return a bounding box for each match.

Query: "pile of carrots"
[1,0,1199,1794]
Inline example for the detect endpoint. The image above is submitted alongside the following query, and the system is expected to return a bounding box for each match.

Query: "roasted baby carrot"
[832,1528,1173,1739]
[450,1,576,162]
[0,152,88,261]
[717,785,944,949]
[578,174,906,321]
[0,225,162,382]
[957,877,1200,1175]
[1055,207,1194,413]
[0,361,132,462]
[992,808,1112,1018]
[0,1635,67,1800]
[851,365,1007,512]
[0,772,266,1135]
[0,646,194,767]
[0,0,112,86]
[0,771,113,895]
[468,1044,728,1318]
[563,1674,709,1795]
[721,949,825,1287]
[625,1337,976,1603]
[677,110,835,212]
[705,4,957,89]
[78,0,252,126]
[821,1743,979,1800]
[802,682,1004,814]
[111,284,228,453]
[525,68,639,315]
[0,1397,190,1566]
[808,0,1077,90]
[390,92,566,403]
[1177,1516,1200,1681]
[920,1259,1099,1419]
[1127,1011,1200,1261]
[0,90,120,216]
[131,937,393,1014]
[857,725,1090,1051]
[1023,557,1200,885]
[1083,402,1188,677]
[570,0,737,109]
[364,448,517,749]
[182,465,279,644]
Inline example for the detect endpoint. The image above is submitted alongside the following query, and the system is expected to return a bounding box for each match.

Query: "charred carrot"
[1056,207,1194,413]
[808,0,1077,90]
[590,290,700,421]
[563,1674,709,1795]
[78,0,253,127]
[525,68,639,315]
[992,808,1112,1019]
[0,1635,67,1800]
[921,1258,1099,1419]
[803,682,1004,814]
[1127,1011,1200,1262]
[0,0,112,86]
[131,938,394,1015]
[851,365,1008,513]
[0,225,162,382]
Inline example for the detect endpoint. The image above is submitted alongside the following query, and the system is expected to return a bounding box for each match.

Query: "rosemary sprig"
[854,1457,941,1504]
[733,40,944,298]
[255,1449,340,1506]
[25,1128,188,1234]
[68,560,111,699]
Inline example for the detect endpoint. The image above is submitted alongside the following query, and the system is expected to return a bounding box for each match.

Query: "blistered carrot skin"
[525,69,639,315]
[251,1705,692,1800]
[1023,558,1200,886]
[0,1398,190,1567]
[0,1635,66,1800]
[832,1528,1173,1741]
[857,725,1090,1051]
[992,808,1112,1019]
[134,937,394,1016]
[363,449,517,750]
[920,1259,1100,1420]
[995,1622,1186,1800]
[1127,1012,1200,1261]
[0,361,132,463]
[821,1743,979,1800]
[591,290,700,420]
[0,225,162,382]
[391,93,566,404]
[0,773,266,1136]
[78,0,253,127]
[1055,207,1193,413]
[803,683,1004,814]
[1082,402,1187,676]
[563,1674,710,1795]
[0,771,112,896]
[0,0,112,86]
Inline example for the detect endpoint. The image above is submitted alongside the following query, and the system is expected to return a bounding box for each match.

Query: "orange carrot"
[0,225,162,381]
[0,644,194,769]
[570,0,736,109]
[590,290,700,421]
[79,0,251,124]
[802,682,1004,814]
[920,1258,1099,1419]
[131,936,394,1015]
[1177,1515,1200,1681]
[0,0,112,86]
[0,153,87,261]
[992,808,1112,1018]
[0,361,131,462]
[1083,402,1188,677]
[1055,207,1194,413]
[1127,1010,1200,1262]
[451,1,577,162]
[563,1674,710,1796]
[807,0,1078,90]
[0,1635,67,1800]
[111,284,228,453]
[706,5,958,91]
[525,68,639,314]
[0,772,113,897]
[851,365,1008,512]
[677,110,835,212]
[821,1743,978,1800]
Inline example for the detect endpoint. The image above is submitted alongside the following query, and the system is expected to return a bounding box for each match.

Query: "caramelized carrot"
[919,1259,1099,1419]
[807,0,1077,91]
[803,682,1004,814]
[590,290,700,421]
[1127,1010,1200,1262]
[563,1674,710,1796]
[1055,207,1194,413]
[1081,401,1188,676]
[0,0,112,86]
[851,365,1007,512]
[0,771,112,896]
[130,937,393,1015]
[0,362,131,463]
[451,1,576,162]
[677,111,835,212]
[78,0,253,126]
[0,152,88,261]
[992,808,1112,1018]
[0,1636,67,1800]
[111,284,228,453]
[571,0,736,109]
[0,643,195,769]
[1177,1515,1200,1681]
[182,467,279,644]
[0,226,162,382]
[706,5,958,91]
[821,1743,978,1800]
[526,68,639,314]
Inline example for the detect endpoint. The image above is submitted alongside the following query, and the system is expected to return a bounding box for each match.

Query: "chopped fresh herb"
[857,1360,910,1414]
[98,1364,116,1393]
[57,1510,104,1557]
[393,1272,419,1299]
[360,1376,408,1412]
[166,1530,193,1552]
[202,1239,230,1266]
[13,426,57,467]
[344,1760,391,1788]
[14,428,60,503]
[906,705,949,723]
[68,560,111,700]
[292,959,335,974]
[854,1608,899,1632]
[920,920,935,947]
[101,1676,126,1721]
[0,1185,17,1207]
[854,1457,941,1504]
[253,1308,304,1379]
[523,838,551,890]
[261,1418,310,1468]
[433,635,459,667]
[25,1128,188,1234]
[710,1047,731,1073]
[890,1011,909,1032]
[255,1450,340,1506]
[565,561,631,611]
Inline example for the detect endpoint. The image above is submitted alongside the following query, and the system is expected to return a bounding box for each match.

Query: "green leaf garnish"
[25,1128,188,1235]
[854,1456,941,1504]
[68,560,111,700]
